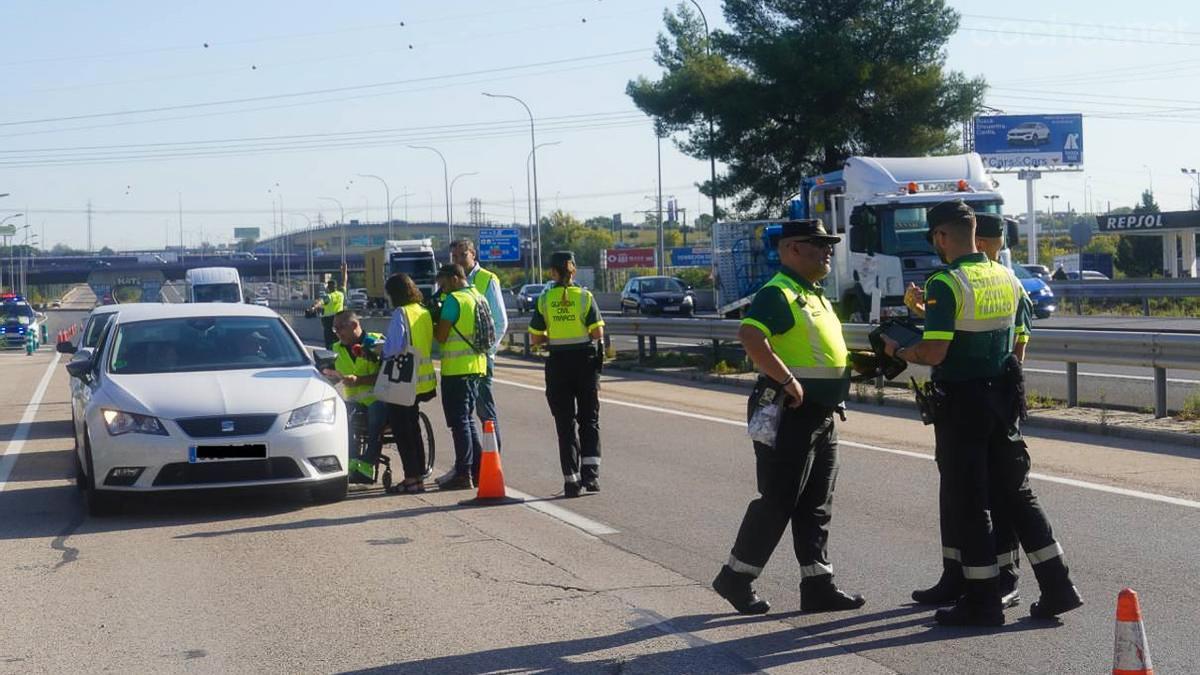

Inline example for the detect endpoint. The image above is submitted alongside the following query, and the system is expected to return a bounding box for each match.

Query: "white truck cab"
[185,266,244,303]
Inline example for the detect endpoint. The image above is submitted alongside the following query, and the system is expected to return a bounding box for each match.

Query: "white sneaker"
[434,469,459,486]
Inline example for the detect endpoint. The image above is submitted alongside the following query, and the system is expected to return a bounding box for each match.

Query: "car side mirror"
[313,348,337,371]
[65,358,93,379]
[56,341,78,355]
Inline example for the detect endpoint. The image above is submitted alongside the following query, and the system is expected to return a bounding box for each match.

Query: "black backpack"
[452,290,496,355]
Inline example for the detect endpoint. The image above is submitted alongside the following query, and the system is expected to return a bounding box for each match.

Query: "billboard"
[234,227,261,240]
[973,114,1084,172]
[0,224,15,237]
[669,246,712,267]
[478,228,521,262]
[1097,210,1200,233]
[602,247,656,269]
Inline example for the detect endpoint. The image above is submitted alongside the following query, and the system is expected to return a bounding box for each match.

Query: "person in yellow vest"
[432,263,489,491]
[881,200,1081,626]
[712,219,866,616]
[451,239,508,449]
[311,263,348,348]
[528,251,605,498]
[382,273,438,493]
[323,309,386,484]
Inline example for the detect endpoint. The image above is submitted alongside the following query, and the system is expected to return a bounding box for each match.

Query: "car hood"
[642,291,687,301]
[1021,279,1051,295]
[105,367,333,420]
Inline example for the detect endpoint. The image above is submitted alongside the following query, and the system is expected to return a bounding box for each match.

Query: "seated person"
[320,310,387,484]
[229,329,271,363]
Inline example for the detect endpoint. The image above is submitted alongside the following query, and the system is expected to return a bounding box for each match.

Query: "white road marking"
[506,487,620,537]
[494,376,1200,512]
[0,353,63,492]
[1024,367,1199,385]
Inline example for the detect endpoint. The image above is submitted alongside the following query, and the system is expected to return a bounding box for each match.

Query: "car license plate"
[662,305,680,312]
[189,444,268,463]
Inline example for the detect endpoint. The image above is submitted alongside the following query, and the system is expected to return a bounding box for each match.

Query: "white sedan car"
[67,303,348,515]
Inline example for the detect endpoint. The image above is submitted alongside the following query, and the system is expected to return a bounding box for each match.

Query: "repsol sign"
[1097,211,1200,233]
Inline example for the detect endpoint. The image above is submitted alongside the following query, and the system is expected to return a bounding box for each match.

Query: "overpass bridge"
[7,253,366,286]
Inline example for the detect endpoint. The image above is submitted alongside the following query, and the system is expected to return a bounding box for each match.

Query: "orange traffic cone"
[459,420,521,505]
[1113,588,1153,675]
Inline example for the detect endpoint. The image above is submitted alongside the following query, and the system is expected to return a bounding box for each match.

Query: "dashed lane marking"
[0,353,63,492]
[494,375,1200,512]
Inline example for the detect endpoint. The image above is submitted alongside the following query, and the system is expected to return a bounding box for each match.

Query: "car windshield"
[108,316,308,375]
[1011,264,1033,280]
[524,285,545,294]
[83,313,115,348]
[192,282,241,303]
[640,278,685,293]
[2,304,34,323]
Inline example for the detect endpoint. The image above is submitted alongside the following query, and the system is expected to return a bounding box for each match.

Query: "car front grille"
[175,414,278,438]
[152,457,304,486]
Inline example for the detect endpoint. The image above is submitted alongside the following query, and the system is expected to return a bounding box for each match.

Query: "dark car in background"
[515,284,546,313]
[620,276,695,317]
[1022,264,1052,282]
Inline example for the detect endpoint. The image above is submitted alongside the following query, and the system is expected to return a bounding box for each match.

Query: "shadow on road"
[0,419,74,444]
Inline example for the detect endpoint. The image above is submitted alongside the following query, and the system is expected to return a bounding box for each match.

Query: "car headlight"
[642,297,657,305]
[286,398,338,429]
[102,409,168,436]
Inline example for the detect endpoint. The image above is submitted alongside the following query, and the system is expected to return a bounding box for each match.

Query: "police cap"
[926,199,976,230]
[550,250,575,267]
[974,212,1004,238]
[778,219,841,244]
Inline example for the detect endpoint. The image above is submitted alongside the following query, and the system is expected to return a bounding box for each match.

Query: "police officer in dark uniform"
[910,211,1025,608]
[527,251,606,498]
[712,220,865,615]
[882,200,1082,626]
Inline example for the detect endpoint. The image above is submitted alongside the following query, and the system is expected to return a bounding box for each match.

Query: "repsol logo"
[1105,215,1165,230]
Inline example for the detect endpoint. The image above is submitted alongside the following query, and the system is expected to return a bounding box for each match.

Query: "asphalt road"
[5,308,1198,673]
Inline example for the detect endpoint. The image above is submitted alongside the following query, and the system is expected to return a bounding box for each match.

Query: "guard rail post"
[712,339,721,363]
[523,332,531,357]
[649,335,658,358]
[1143,298,1151,317]
[1154,368,1168,418]
[1066,362,1078,407]
[637,335,646,362]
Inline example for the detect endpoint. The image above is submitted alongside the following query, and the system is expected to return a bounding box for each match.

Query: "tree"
[628,1,986,217]
[98,246,115,255]
[540,210,615,267]
[51,243,88,256]
[695,213,715,233]
[1115,190,1163,277]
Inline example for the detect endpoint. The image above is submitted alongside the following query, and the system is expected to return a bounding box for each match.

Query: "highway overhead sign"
[974,114,1084,172]
[478,228,521,262]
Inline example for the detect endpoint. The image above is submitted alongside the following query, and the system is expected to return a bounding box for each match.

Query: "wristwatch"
[894,346,907,360]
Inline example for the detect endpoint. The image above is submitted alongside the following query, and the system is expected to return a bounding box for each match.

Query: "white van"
[185,266,244,303]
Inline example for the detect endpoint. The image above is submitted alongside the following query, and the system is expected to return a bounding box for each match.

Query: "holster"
[592,341,605,374]
[1002,354,1028,424]
[911,377,948,426]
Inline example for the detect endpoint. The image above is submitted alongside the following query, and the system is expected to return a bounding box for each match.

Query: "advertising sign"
[478,228,521,262]
[669,246,712,267]
[1097,210,1200,233]
[0,224,15,237]
[233,227,261,240]
[603,247,656,269]
[974,114,1084,172]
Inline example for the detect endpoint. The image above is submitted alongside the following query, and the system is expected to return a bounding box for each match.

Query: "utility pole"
[656,127,665,275]
[178,193,184,253]
[86,200,93,254]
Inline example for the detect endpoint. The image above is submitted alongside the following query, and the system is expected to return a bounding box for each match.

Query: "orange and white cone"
[459,420,520,505]
[1113,588,1153,675]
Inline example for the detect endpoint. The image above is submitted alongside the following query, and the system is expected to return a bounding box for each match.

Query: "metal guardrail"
[502,316,1199,418]
[1049,279,1200,316]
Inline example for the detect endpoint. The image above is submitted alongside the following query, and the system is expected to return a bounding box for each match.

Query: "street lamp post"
[357,174,392,242]
[390,190,415,227]
[525,141,560,282]
[1183,168,1200,210]
[1043,194,1060,237]
[1,213,23,292]
[318,197,346,266]
[482,92,542,279]
[686,0,720,225]
[1142,164,1154,195]
[289,213,315,299]
[449,172,479,236]
[409,145,451,249]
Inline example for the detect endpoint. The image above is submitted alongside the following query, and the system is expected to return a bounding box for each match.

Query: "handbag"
[372,311,421,406]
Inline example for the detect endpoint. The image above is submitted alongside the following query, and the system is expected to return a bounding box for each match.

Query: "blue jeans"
[347,400,389,469]
[475,356,501,451]
[441,375,482,476]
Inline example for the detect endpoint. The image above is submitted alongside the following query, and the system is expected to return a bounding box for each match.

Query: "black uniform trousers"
[935,379,1067,595]
[544,349,601,485]
[728,396,839,582]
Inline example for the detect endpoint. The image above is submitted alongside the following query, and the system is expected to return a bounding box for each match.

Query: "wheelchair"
[347,403,436,492]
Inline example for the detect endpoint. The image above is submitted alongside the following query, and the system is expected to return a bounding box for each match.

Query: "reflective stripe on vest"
[537,284,594,346]
[762,272,849,380]
[401,302,437,394]
[440,287,488,376]
[333,332,384,404]
[935,261,1023,333]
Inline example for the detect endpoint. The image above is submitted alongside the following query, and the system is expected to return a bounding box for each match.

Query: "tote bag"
[373,313,421,406]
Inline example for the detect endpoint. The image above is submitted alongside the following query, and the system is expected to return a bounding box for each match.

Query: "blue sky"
[1,0,1197,250]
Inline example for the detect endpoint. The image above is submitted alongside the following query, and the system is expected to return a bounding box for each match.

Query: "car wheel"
[312,478,348,504]
[83,431,120,516]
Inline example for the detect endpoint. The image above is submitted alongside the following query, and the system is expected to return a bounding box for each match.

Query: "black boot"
[998,565,1021,609]
[712,565,770,615]
[912,559,963,605]
[1029,557,1083,619]
[934,580,1005,627]
[800,576,866,612]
